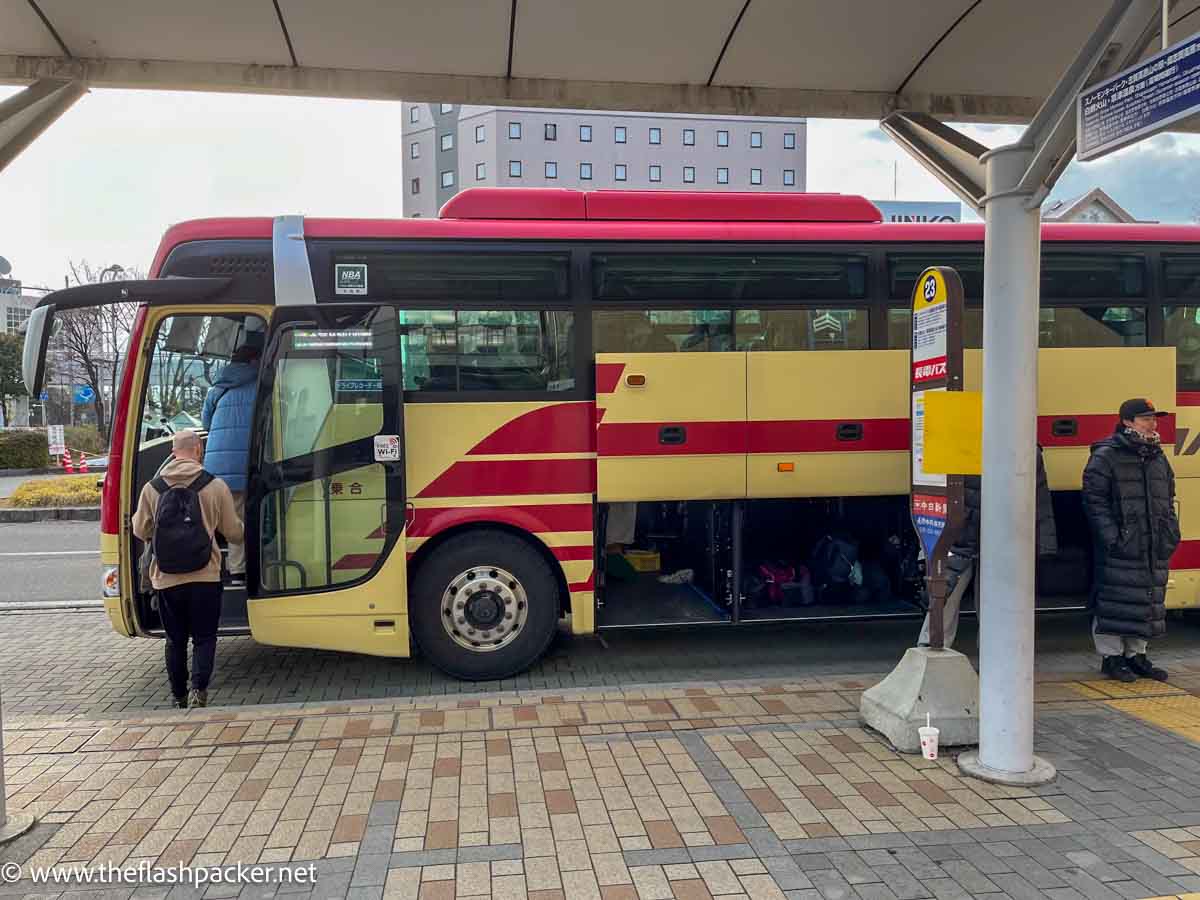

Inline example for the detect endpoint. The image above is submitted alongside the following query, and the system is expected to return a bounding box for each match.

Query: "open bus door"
[22,278,238,637]
[245,305,411,656]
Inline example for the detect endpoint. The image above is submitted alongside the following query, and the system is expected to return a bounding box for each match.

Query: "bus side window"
[592,309,731,353]
[887,307,981,349]
[736,308,869,351]
[1165,307,1200,391]
[1164,256,1200,392]
[401,309,575,392]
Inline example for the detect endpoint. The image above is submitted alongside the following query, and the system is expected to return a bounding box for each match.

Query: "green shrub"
[9,474,100,508]
[0,430,50,469]
[66,426,106,456]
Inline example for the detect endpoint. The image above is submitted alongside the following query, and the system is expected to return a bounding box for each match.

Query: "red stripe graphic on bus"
[595,363,626,394]
[409,503,593,537]
[912,357,947,384]
[596,414,1161,456]
[1038,413,1175,447]
[468,403,595,455]
[568,572,596,592]
[1171,540,1200,570]
[551,545,595,561]
[749,419,910,453]
[332,553,379,571]
[417,458,596,498]
[598,422,746,456]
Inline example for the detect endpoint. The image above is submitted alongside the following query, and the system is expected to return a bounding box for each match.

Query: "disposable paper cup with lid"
[918,725,939,760]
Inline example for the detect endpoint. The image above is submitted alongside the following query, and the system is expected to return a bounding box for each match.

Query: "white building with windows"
[0,278,37,335]
[0,279,42,424]
[402,103,807,218]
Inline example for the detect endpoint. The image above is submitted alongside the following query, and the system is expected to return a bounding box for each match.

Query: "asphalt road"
[0,520,99,604]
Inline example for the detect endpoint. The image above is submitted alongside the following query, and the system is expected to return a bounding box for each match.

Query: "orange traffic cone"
[78,452,89,474]
[62,449,74,474]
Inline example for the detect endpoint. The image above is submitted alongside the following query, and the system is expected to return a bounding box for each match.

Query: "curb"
[0,467,59,477]
[0,506,100,523]
[0,601,104,612]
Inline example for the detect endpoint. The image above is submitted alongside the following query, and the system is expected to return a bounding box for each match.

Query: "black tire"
[410,530,561,680]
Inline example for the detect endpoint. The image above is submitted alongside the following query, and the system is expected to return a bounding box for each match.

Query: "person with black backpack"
[132,429,244,709]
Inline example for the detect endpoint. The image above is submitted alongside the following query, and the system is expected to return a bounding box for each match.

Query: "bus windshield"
[142,313,266,443]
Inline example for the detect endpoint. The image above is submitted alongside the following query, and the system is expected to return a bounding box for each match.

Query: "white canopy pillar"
[967,143,1051,781]
[883,0,1162,785]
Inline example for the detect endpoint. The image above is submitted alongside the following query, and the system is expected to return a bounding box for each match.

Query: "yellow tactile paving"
[1106,694,1200,739]
[1080,679,1185,699]
[1059,681,1115,700]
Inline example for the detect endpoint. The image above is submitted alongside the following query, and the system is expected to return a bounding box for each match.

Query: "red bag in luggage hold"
[756,561,795,605]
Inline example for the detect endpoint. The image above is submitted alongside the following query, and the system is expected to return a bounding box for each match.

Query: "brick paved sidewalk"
[9,671,1200,899]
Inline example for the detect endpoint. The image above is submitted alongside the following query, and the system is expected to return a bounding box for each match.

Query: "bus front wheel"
[410,531,561,680]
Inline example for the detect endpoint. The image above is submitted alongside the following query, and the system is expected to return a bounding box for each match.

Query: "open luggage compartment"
[595,491,1089,629]
[596,501,734,626]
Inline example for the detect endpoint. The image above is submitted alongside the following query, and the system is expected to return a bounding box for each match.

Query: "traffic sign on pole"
[1077,31,1200,161]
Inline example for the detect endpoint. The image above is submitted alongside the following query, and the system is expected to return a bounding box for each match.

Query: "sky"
[1,86,1199,289]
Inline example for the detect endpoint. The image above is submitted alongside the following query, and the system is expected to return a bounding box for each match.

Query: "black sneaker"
[1101,655,1137,683]
[1127,654,1169,682]
[173,695,188,709]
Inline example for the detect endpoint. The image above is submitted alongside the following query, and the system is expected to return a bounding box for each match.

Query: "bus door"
[246,305,410,656]
[20,278,254,639]
[747,350,910,498]
[594,351,747,500]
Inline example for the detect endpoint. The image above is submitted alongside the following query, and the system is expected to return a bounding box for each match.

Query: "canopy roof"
[3,1,1199,121]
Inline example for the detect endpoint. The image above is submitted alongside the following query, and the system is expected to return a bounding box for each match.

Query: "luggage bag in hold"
[757,561,794,605]
[751,562,816,607]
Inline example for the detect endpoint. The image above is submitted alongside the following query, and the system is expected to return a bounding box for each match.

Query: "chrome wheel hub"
[440,566,527,652]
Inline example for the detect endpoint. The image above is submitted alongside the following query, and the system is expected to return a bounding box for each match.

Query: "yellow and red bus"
[21,188,1200,679]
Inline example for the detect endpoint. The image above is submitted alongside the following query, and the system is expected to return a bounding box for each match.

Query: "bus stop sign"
[1078,32,1200,162]
[910,267,966,650]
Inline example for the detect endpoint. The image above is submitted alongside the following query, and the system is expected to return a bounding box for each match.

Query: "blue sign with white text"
[874,201,961,223]
[1078,33,1200,161]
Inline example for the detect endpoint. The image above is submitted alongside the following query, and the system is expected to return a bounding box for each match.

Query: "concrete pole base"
[859,646,980,753]
[0,811,35,844]
[958,751,1056,786]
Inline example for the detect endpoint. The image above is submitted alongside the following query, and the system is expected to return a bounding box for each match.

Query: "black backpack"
[152,472,215,574]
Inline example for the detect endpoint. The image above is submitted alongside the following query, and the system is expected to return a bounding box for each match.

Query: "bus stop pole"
[0,686,36,844]
[958,145,1056,784]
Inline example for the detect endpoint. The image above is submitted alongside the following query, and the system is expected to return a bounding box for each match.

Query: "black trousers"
[158,581,222,697]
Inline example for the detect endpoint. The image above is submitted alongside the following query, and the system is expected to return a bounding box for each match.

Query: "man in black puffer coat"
[1083,398,1180,683]
[918,446,1057,647]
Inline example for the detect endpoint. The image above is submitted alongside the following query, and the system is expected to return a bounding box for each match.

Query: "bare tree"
[53,261,143,440]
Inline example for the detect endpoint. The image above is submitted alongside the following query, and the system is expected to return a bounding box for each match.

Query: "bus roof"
[148,189,1200,277]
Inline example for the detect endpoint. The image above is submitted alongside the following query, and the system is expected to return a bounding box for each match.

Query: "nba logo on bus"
[335,263,368,295]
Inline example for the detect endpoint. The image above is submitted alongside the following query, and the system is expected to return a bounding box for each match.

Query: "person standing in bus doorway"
[201,343,260,587]
[1083,399,1180,683]
[132,429,244,709]
[919,446,1057,648]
